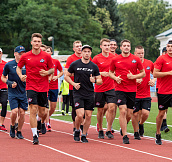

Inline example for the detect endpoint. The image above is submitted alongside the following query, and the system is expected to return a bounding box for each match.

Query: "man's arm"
[39,68,54,77]
[1,74,17,88]
[109,70,123,84]
[64,71,80,90]
[52,70,63,81]
[153,68,172,78]
[127,69,145,80]
[16,66,27,82]
[90,74,103,85]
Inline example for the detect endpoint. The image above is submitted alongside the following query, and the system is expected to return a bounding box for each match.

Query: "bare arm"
[100,72,109,77]
[153,68,172,78]
[52,70,63,81]
[90,74,103,85]
[127,69,145,80]
[1,74,17,88]
[16,66,27,82]
[39,68,54,77]
[64,71,80,90]
[109,70,123,84]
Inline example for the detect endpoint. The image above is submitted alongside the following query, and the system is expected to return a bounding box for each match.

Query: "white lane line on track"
[2,117,89,162]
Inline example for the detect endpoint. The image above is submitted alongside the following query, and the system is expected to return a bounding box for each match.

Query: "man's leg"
[83,110,93,135]
[49,102,57,116]
[10,108,18,138]
[140,109,149,124]
[106,103,115,132]
[132,112,139,133]
[75,108,84,130]
[97,107,104,131]
[156,110,166,135]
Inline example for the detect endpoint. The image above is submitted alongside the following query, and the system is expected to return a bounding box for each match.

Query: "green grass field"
[51,102,172,141]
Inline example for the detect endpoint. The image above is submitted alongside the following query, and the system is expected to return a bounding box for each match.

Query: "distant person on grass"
[1,46,28,139]
[65,45,102,143]
[17,33,54,144]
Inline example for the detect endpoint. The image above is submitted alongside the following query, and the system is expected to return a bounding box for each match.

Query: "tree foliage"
[119,0,172,61]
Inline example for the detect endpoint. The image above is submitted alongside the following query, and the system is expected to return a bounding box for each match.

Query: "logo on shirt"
[77,68,93,72]
[96,102,100,106]
[13,66,17,68]
[28,98,33,103]
[166,62,170,64]
[75,102,80,107]
[100,62,104,64]
[40,59,45,63]
[132,59,137,63]
[117,99,122,103]
[146,66,150,70]
[117,61,121,64]
[159,105,164,109]
[28,58,31,60]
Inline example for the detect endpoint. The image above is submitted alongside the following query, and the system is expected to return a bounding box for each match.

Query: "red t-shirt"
[65,53,92,90]
[0,60,7,89]
[49,58,63,89]
[136,59,154,98]
[92,53,117,92]
[154,54,172,94]
[18,50,54,92]
[110,53,144,92]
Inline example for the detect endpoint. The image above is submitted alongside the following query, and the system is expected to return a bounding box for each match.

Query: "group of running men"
[0,33,171,145]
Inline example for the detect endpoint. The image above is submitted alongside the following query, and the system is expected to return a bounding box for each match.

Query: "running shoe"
[134,132,141,140]
[73,128,76,136]
[0,124,7,131]
[10,125,15,138]
[96,123,99,132]
[139,124,144,137]
[61,110,65,116]
[16,131,24,139]
[66,113,69,116]
[33,135,39,145]
[15,123,18,131]
[155,134,162,145]
[105,131,114,139]
[37,120,41,130]
[123,135,130,144]
[120,128,123,136]
[81,136,88,143]
[46,125,51,132]
[74,130,80,141]
[98,130,104,139]
[164,126,170,133]
[41,123,47,134]
[111,126,115,133]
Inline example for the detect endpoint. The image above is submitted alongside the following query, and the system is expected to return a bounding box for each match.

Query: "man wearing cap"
[1,46,28,139]
[65,45,102,143]
[156,47,170,133]
[0,48,8,131]
[153,38,172,145]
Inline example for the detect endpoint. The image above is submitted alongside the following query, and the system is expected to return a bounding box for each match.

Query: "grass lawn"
[51,102,172,141]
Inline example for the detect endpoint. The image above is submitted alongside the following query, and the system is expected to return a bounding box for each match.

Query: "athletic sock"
[46,122,50,126]
[163,119,167,126]
[36,115,41,121]
[81,134,86,137]
[31,128,38,137]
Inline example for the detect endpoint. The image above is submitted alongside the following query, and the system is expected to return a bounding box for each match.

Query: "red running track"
[0,111,172,162]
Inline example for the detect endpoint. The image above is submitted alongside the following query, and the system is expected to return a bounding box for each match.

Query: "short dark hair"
[110,39,117,43]
[120,39,131,46]
[41,44,47,48]
[31,33,42,40]
[135,45,144,50]
[46,46,52,52]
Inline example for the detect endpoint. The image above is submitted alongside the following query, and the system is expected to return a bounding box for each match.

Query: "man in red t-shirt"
[0,48,8,131]
[153,38,172,145]
[93,38,117,139]
[17,33,54,144]
[110,39,118,55]
[45,46,63,131]
[109,39,145,144]
[131,45,155,139]
[65,40,83,133]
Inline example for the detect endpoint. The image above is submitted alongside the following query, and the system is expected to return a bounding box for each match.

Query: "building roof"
[156,28,172,38]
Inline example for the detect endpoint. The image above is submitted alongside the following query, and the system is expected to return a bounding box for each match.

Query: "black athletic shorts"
[74,96,94,111]
[158,94,172,110]
[133,97,151,113]
[69,90,74,107]
[0,89,8,103]
[27,90,47,107]
[115,91,136,109]
[95,89,116,108]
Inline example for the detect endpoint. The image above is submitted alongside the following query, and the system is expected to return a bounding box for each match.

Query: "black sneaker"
[120,128,123,136]
[15,123,18,131]
[73,128,76,136]
[134,132,141,140]
[16,131,24,139]
[164,126,170,133]
[33,135,39,145]
[123,135,130,144]
[139,124,144,137]
[155,134,162,145]
[98,130,104,139]
[37,120,41,130]
[80,125,83,133]
[81,136,88,143]
[105,131,114,139]
[41,123,47,134]
[10,125,15,138]
[74,130,80,141]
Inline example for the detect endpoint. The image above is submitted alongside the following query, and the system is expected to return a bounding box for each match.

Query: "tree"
[119,0,172,61]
